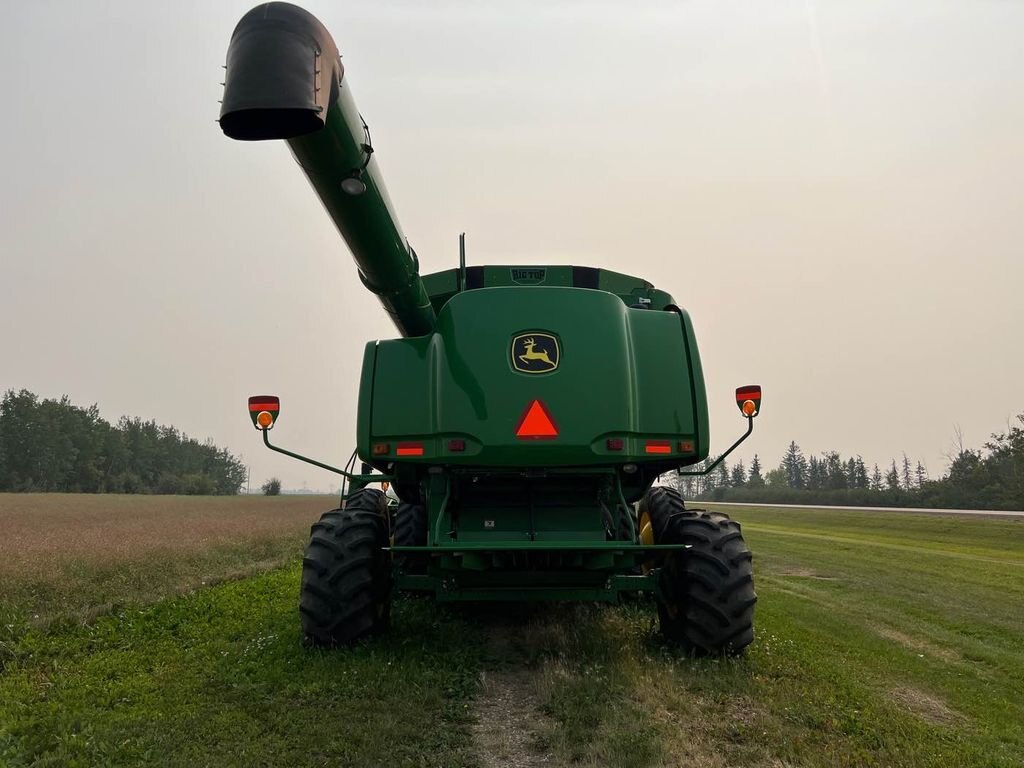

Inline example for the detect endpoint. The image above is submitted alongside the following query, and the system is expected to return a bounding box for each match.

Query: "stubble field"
[1,495,1022,767]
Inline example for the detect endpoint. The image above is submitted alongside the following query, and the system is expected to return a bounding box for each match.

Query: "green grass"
[0,535,306,644]
[1,504,1022,767]
[0,569,483,768]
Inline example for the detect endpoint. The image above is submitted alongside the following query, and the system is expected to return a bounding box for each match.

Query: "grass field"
[1,497,1022,767]
[0,493,333,635]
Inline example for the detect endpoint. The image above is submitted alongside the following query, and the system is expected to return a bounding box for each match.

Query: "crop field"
[1,497,1022,767]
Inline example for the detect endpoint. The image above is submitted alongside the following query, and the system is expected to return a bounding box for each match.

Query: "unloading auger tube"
[219,2,435,338]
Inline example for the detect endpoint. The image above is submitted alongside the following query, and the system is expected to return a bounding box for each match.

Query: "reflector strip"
[248,400,279,412]
[735,387,761,402]
[515,400,558,439]
[396,443,424,456]
[645,441,672,454]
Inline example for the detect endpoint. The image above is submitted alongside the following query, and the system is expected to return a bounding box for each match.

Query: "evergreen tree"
[915,461,928,488]
[854,456,869,489]
[702,457,717,493]
[782,441,808,489]
[886,460,901,490]
[730,460,747,488]
[747,454,764,487]
[716,459,730,490]
[871,464,884,491]
[901,453,914,490]
[807,455,823,490]
[823,451,847,490]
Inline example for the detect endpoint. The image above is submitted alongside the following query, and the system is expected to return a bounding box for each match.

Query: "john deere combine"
[221,3,761,654]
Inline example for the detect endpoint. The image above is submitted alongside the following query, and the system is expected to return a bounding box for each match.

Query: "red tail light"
[645,440,672,455]
[396,442,424,457]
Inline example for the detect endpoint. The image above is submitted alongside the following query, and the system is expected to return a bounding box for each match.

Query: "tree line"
[671,412,1024,511]
[0,389,246,495]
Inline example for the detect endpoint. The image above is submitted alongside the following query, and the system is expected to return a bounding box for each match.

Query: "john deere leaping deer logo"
[511,333,560,374]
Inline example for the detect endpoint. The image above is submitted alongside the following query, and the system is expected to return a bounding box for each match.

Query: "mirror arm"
[261,428,392,483]
[676,415,754,477]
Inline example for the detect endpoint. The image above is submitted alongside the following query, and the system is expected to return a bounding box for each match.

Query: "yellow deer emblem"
[519,338,554,367]
[512,333,559,373]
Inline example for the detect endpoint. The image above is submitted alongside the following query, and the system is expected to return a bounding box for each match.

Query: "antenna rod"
[459,232,467,291]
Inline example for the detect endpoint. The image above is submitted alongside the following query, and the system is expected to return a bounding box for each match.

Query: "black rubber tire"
[392,501,428,573]
[644,486,756,655]
[638,484,680,541]
[299,488,392,646]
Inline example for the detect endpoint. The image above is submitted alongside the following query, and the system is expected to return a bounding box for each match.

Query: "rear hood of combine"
[359,286,708,466]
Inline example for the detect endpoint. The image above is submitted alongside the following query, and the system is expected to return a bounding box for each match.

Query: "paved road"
[702,501,1024,518]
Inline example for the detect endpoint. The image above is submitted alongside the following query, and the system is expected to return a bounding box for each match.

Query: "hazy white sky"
[2,0,1022,490]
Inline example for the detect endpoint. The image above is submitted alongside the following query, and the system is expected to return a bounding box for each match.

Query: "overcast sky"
[2,0,1022,491]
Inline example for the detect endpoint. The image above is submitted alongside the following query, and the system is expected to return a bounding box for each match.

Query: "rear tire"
[644,486,756,655]
[299,488,392,646]
[638,484,678,542]
[392,501,428,574]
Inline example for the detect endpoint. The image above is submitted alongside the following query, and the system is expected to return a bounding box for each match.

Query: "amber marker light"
[247,395,280,429]
[372,443,390,456]
[735,385,762,417]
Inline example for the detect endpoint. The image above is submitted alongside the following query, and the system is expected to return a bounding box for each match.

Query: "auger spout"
[219,2,435,337]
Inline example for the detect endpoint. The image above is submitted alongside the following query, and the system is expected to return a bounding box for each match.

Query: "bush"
[261,477,282,496]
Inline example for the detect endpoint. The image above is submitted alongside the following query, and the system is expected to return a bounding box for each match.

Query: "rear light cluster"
[605,438,698,454]
[647,440,698,455]
[373,435,697,457]
[370,439,468,458]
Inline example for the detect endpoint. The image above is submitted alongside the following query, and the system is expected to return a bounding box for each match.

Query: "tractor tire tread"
[393,502,428,574]
[299,489,392,646]
[643,487,756,655]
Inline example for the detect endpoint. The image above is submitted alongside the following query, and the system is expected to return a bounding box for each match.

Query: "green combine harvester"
[221,3,762,654]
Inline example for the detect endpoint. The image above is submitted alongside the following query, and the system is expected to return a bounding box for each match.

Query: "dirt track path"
[471,618,556,768]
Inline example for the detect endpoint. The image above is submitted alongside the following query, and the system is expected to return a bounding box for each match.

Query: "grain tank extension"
[222,2,762,654]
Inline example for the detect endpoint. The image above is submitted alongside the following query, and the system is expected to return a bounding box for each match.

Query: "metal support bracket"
[677,415,755,477]
[261,429,391,484]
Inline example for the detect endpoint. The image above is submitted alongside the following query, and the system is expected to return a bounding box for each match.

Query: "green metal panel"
[361,286,709,467]
[678,308,710,459]
[355,341,378,460]
[421,265,679,316]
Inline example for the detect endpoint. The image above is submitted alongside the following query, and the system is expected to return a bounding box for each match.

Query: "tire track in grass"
[471,618,555,768]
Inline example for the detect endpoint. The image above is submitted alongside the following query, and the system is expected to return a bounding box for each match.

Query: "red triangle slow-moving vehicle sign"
[515,400,559,439]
